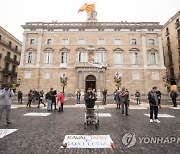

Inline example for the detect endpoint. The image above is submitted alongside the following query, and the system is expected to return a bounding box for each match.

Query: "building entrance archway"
[85,75,96,92]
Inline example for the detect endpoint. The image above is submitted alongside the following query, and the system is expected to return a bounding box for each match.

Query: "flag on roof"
[78,3,95,13]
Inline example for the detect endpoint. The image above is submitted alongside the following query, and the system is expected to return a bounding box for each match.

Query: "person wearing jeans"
[120,87,129,116]
[0,85,14,124]
[45,88,54,111]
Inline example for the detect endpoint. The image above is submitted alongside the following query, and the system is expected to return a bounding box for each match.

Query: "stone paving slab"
[0,101,179,154]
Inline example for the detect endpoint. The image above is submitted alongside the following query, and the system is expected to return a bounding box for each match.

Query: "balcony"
[5,56,13,62]
[2,69,11,75]
[12,59,20,65]
[75,62,107,68]
[0,40,21,53]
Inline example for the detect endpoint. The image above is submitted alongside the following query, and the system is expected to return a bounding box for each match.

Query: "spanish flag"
[78,3,95,13]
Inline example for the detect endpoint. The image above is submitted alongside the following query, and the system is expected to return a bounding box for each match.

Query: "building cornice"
[22,22,163,31]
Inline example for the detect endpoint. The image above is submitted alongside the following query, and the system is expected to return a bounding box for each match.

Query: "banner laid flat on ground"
[0,129,18,138]
[62,135,114,148]
[144,114,175,118]
[97,113,111,117]
[23,113,51,116]
[130,107,147,109]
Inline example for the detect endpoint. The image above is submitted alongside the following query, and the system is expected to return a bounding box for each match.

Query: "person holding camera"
[0,85,14,124]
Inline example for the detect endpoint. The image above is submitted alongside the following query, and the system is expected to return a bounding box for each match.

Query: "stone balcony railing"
[75,62,107,68]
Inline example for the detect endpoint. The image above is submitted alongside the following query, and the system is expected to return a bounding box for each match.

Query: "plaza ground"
[0,96,179,154]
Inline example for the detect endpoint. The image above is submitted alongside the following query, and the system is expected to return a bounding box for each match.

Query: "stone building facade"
[18,13,166,95]
[0,26,21,89]
[162,10,180,92]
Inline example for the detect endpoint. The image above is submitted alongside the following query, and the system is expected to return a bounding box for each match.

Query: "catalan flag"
[78,3,87,13]
[86,4,95,12]
[78,3,95,13]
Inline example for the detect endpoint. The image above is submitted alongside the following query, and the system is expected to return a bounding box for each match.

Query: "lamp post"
[60,73,68,94]
[114,73,122,90]
[162,70,171,92]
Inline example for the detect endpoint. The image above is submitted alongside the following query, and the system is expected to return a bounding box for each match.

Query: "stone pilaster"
[36,32,43,67]
[141,33,148,68]
[158,33,165,68]
[19,33,27,67]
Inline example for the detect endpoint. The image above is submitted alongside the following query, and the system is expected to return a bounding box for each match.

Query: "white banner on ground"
[62,135,114,148]
[11,106,18,109]
[170,107,180,109]
[130,107,147,109]
[144,114,174,118]
[0,129,18,138]
[96,113,111,117]
[23,113,51,116]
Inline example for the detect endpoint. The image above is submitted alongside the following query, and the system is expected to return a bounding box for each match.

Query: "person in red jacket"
[57,91,64,112]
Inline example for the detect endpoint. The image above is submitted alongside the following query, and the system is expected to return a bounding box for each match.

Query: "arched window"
[44,48,53,65]
[94,48,106,63]
[113,48,123,66]
[60,48,69,67]
[129,48,140,65]
[76,48,87,62]
[148,48,158,65]
[26,48,35,64]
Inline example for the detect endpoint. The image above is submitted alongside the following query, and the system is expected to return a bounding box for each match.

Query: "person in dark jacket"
[155,87,162,108]
[17,90,23,104]
[135,90,141,105]
[170,89,178,107]
[51,89,57,110]
[102,89,107,105]
[84,88,96,108]
[27,90,33,107]
[45,88,54,111]
[120,87,129,116]
[37,90,46,108]
[76,90,81,104]
[114,89,120,109]
[148,87,160,123]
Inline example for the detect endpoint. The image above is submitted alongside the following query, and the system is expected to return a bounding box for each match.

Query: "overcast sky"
[0,0,179,41]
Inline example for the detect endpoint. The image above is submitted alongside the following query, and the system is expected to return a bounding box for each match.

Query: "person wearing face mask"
[0,85,14,124]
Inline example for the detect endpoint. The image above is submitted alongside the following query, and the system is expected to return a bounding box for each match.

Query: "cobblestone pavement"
[0,98,179,154]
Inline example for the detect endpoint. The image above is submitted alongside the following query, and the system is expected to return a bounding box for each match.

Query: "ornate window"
[148,48,158,65]
[44,48,53,65]
[26,48,35,64]
[113,48,123,66]
[60,48,69,67]
[94,48,106,63]
[77,48,87,62]
[148,39,155,45]
[130,48,140,65]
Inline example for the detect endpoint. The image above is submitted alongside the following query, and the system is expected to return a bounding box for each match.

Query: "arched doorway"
[85,75,96,92]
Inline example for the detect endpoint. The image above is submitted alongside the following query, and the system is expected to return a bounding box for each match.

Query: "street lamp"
[114,73,122,90]
[162,70,171,91]
[60,73,68,94]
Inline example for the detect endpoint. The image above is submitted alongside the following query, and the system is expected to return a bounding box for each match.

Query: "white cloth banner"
[144,114,174,118]
[0,129,18,138]
[23,113,51,116]
[62,135,114,148]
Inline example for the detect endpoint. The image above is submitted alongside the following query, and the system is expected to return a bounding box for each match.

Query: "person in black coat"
[148,87,160,123]
[170,90,178,107]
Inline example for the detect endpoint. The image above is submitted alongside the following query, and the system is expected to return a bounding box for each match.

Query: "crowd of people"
[0,84,179,125]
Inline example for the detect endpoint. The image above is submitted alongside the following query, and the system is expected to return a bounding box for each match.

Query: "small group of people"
[45,88,64,112]
[27,89,46,108]
[114,87,129,115]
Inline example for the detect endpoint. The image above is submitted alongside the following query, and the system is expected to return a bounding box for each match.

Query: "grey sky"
[0,0,179,41]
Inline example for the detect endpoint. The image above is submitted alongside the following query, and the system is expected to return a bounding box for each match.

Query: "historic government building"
[18,12,166,95]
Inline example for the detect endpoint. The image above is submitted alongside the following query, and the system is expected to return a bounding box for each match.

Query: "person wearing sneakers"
[0,85,14,124]
[148,87,160,123]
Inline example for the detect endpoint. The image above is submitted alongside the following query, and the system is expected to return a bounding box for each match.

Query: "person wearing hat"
[0,85,14,124]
